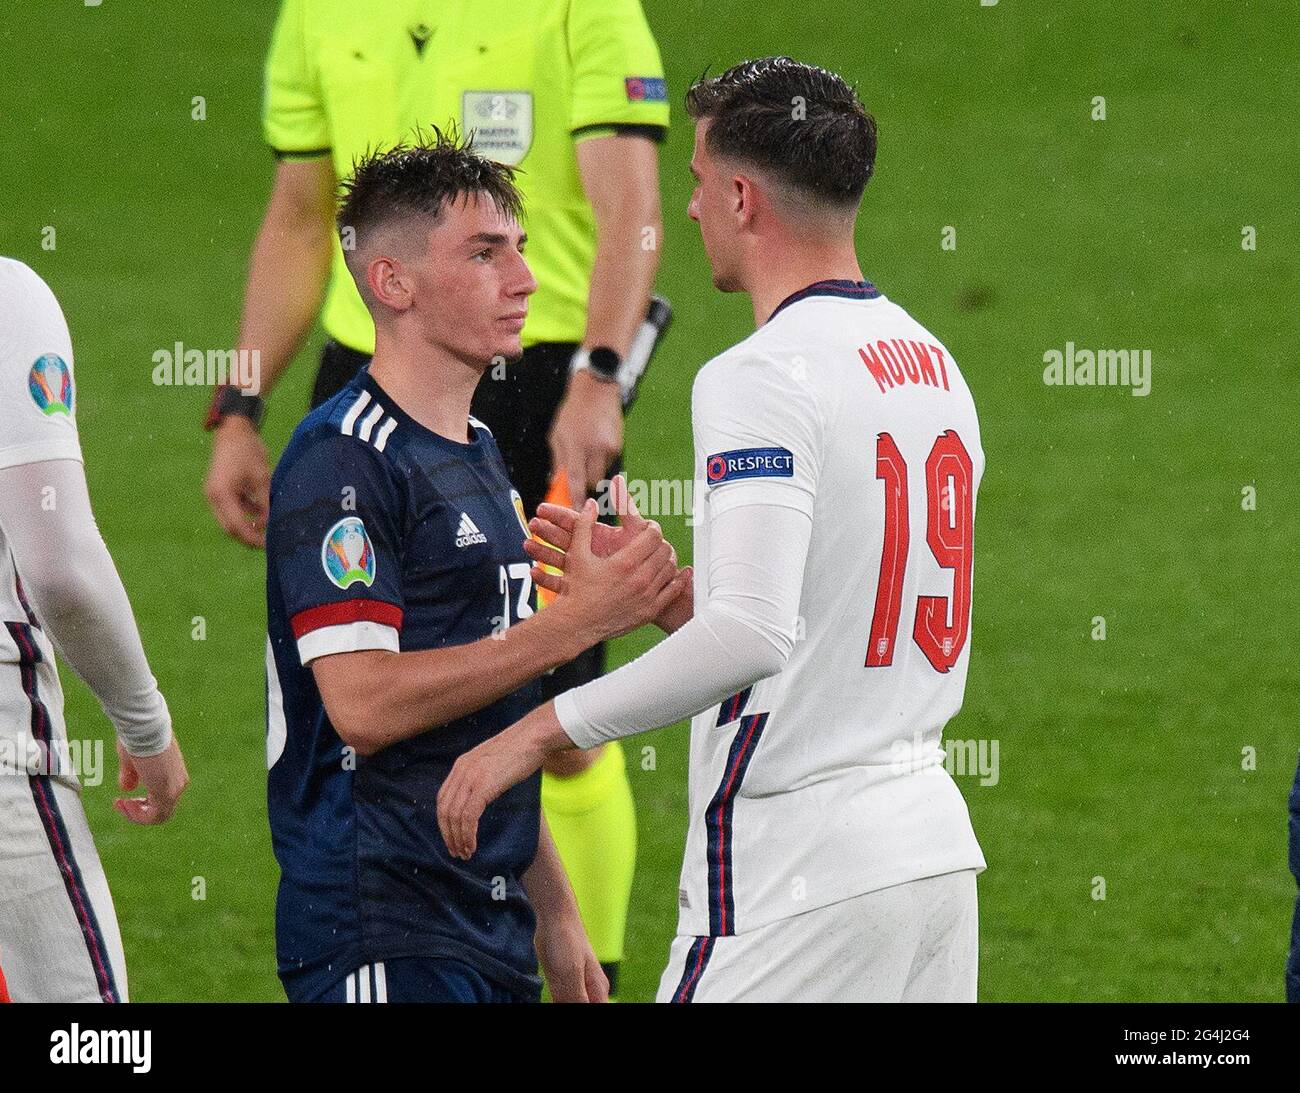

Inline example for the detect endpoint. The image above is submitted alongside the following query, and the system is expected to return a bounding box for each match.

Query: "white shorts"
[657,869,978,1003]
[0,772,128,1002]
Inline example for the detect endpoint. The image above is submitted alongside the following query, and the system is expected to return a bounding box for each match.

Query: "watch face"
[588,347,621,378]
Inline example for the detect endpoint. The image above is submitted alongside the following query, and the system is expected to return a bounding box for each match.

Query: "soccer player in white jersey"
[437,57,986,1002]
[0,259,189,1002]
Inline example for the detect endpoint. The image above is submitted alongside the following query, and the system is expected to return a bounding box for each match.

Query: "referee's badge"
[322,517,377,590]
[463,91,533,166]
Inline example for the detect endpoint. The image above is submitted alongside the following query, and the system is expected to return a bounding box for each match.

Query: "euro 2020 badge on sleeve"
[322,517,376,590]
[28,354,73,416]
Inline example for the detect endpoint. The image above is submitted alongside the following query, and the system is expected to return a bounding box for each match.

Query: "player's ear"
[731,173,756,227]
[368,255,414,312]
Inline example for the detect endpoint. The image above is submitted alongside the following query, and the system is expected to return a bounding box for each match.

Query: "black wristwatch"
[571,345,621,384]
[204,384,267,431]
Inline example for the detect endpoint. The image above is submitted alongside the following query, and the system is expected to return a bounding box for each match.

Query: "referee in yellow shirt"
[203,0,669,994]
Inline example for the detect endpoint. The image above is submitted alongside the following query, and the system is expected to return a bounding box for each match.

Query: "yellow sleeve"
[262,0,330,156]
[567,0,671,135]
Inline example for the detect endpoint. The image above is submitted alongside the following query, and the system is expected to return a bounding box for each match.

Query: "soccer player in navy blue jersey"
[263,134,689,1003]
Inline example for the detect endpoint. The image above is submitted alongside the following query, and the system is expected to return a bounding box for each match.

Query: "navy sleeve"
[267,431,407,665]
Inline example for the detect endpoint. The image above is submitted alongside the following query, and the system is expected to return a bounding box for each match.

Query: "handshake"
[525,474,694,642]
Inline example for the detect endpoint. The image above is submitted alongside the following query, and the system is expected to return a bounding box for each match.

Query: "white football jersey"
[676,280,986,938]
[0,258,83,787]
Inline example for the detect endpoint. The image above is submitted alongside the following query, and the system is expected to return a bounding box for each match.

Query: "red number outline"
[865,433,908,666]
[866,430,974,674]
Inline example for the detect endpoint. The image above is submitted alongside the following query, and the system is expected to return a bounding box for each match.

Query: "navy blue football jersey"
[265,366,543,1001]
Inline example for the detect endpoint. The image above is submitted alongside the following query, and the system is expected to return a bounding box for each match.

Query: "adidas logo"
[455,512,488,548]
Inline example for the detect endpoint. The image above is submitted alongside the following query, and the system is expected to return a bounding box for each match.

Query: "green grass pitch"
[2,0,1296,1001]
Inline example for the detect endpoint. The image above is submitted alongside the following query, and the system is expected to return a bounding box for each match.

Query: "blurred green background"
[2,0,1296,1001]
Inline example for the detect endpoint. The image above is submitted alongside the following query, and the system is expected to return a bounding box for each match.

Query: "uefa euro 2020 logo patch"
[321,517,376,590]
[28,354,73,416]
[706,446,795,486]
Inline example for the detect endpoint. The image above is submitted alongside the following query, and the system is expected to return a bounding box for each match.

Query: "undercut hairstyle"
[685,56,877,210]
[336,128,524,292]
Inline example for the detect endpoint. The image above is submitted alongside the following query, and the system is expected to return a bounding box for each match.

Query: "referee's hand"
[205,416,271,549]
[549,369,623,507]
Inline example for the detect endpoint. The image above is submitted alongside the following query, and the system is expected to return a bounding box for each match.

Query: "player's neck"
[369,333,482,444]
[746,243,865,328]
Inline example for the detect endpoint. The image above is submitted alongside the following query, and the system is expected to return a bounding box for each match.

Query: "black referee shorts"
[311,339,618,699]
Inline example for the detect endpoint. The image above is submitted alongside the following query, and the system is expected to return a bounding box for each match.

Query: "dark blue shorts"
[291,957,536,1004]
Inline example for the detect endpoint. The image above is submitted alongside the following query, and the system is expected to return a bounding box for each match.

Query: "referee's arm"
[549,0,670,503]
[205,0,335,548]
[205,158,335,548]
[550,132,663,503]
[233,158,335,405]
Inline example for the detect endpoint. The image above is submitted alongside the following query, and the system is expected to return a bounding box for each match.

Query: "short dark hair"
[336,127,525,248]
[685,57,877,208]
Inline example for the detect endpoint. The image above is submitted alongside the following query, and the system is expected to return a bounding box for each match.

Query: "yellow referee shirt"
[263,0,670,353]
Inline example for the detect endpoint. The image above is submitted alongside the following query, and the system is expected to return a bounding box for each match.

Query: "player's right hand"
[527,474,692,633]
[544,496,685,642]
[526,472,642,560]
[115,735,190,825]
[204,416,271,549]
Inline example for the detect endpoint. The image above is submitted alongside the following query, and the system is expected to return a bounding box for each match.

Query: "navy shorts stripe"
[6,622,120,1003]
[299,957,528,1003]
[704,711,769,936]
[670,936,715,1003]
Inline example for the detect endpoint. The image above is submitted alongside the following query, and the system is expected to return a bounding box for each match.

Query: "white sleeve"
[692,347,822,520]
[554,501,811,748]
[0,265,167,755]
[0,260,83,471]
[0,459,172,757]
[554,347,823,747]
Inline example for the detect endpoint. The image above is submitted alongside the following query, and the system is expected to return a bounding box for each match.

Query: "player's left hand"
[115,735,190,825]
[536,917,609,1003]
[549,368,623,507]
[438,703,570,860]
[526,474,691,633]
[526,472,645,563]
